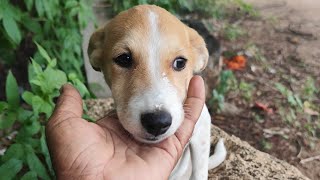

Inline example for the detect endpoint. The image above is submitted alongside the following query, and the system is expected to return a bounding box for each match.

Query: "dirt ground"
[209,0,320,179]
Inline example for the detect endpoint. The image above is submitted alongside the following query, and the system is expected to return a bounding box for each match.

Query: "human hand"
[46,76,205,180]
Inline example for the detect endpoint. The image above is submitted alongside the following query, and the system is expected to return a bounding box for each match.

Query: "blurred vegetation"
[0,44,91,179]
[0,0,94,80]
[108,0,257,19]
[0,0,93,179]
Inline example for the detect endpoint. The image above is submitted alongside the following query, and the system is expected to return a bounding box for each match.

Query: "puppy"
[88,5,226,180]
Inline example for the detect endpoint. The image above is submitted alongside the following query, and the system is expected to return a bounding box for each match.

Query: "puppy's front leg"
[189,105,211,180]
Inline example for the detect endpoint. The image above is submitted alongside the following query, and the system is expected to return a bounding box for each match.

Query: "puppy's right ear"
[87,27,105,72]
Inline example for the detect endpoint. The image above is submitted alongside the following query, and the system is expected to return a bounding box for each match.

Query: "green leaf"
[73,79,89,98]
[2,16,21,44]
[31,59,42,75]
[42,68,67,93]
[26,150,50,180]
[65,0,78,8]
[39,101,53,118]
[0,158,23,179]
[35,0,44,17]
[21,171,37,180]
[30,79,42,87]
[0,111,16,129]
[68,72,77,80]
[21,16,42,34]
[22,91,34,106]
[6,71,19,108]
[294,94,303,108]
[24,0,34,11]
[275,83,287,95]
[30,95,43,115]
[48,58,57,68]
[35,42,51,63]
[15,135,39,148]
[0,101,8,112]
[1,144,24,162]
[40,128,54,176]
[42,0,53,20]
[17,108,33,123]
[288,94,297,106]
[24,120,41,135]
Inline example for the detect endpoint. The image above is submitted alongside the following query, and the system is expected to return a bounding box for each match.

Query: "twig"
[300,155,320,164]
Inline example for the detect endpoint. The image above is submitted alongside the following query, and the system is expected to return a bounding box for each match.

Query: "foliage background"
[0,0,93,178]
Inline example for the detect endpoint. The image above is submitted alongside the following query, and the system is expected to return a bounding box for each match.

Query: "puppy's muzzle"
[141,110,172,136]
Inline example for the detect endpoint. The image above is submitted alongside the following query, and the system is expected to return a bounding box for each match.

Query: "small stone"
[287,36,300,44]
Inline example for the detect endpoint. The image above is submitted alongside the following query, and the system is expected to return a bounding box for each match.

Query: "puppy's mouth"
[134,134,165,144]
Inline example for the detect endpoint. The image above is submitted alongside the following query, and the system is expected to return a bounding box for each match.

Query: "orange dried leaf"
[224,55,247,70]
[255,102,273,114]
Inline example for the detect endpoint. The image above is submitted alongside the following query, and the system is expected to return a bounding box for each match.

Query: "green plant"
[0,44,90,179]
[239,81,254,101]
[275,83,303,108]
[0,0,94,80]
[223,24,244,41]
[245,44,266,62]
[253,112,264,123]
[107,0,192,14]
[278,106,297,124]
[107,0,256,19]
[234,0,259,17]
[209,70,237,112]
[261,139,272,150]
[303,76,318,101]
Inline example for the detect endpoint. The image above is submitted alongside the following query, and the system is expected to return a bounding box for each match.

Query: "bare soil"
[208,1,320,179]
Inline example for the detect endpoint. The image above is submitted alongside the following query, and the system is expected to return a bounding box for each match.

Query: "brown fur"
[88,4,208,109]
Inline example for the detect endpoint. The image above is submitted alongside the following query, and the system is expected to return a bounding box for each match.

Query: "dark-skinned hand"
[46,76,205,180]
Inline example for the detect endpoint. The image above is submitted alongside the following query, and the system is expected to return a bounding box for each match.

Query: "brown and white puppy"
[88,5,226,180]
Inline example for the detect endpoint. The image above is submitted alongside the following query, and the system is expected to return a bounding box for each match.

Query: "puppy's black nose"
[141,111,172,136]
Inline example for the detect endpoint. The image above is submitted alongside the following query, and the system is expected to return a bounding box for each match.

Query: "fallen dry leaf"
[304,107,319,116]
[224,55,246,70]
[254,102,274,114]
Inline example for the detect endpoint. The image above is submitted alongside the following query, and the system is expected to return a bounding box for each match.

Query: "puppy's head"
[88,5,208,143]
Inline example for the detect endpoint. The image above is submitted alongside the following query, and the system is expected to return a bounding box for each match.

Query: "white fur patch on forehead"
[147,10,161,79]
[149,10,158,33]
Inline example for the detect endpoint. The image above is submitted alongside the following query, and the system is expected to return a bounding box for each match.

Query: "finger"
[175,75,205,147]
[50,84,83,122]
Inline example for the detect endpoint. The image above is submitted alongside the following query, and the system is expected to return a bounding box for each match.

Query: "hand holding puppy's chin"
[46,76,205,180]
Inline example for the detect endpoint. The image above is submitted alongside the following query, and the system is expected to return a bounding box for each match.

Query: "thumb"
[175,75,205,147]
[49,84,83,124]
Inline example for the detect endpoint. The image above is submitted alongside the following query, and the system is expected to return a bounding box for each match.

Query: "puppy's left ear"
[188,27,209,73]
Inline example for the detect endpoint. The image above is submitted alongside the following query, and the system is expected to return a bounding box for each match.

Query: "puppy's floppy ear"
[87,27,105,72]
[188,27,209,73]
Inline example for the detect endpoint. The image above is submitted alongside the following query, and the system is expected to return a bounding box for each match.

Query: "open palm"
[46,76,205,180]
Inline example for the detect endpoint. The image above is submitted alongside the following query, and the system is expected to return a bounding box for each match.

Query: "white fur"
[208,139,227,170]
[148,10,161,81]
[126,81,184,143]
[116,10,184,143]
[170,105,227,180]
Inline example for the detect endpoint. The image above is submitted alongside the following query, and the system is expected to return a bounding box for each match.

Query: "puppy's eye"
[114,53,133,68]
[172,57,187,71]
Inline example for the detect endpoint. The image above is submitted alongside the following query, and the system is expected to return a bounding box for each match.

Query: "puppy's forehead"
[106,5,189,49]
